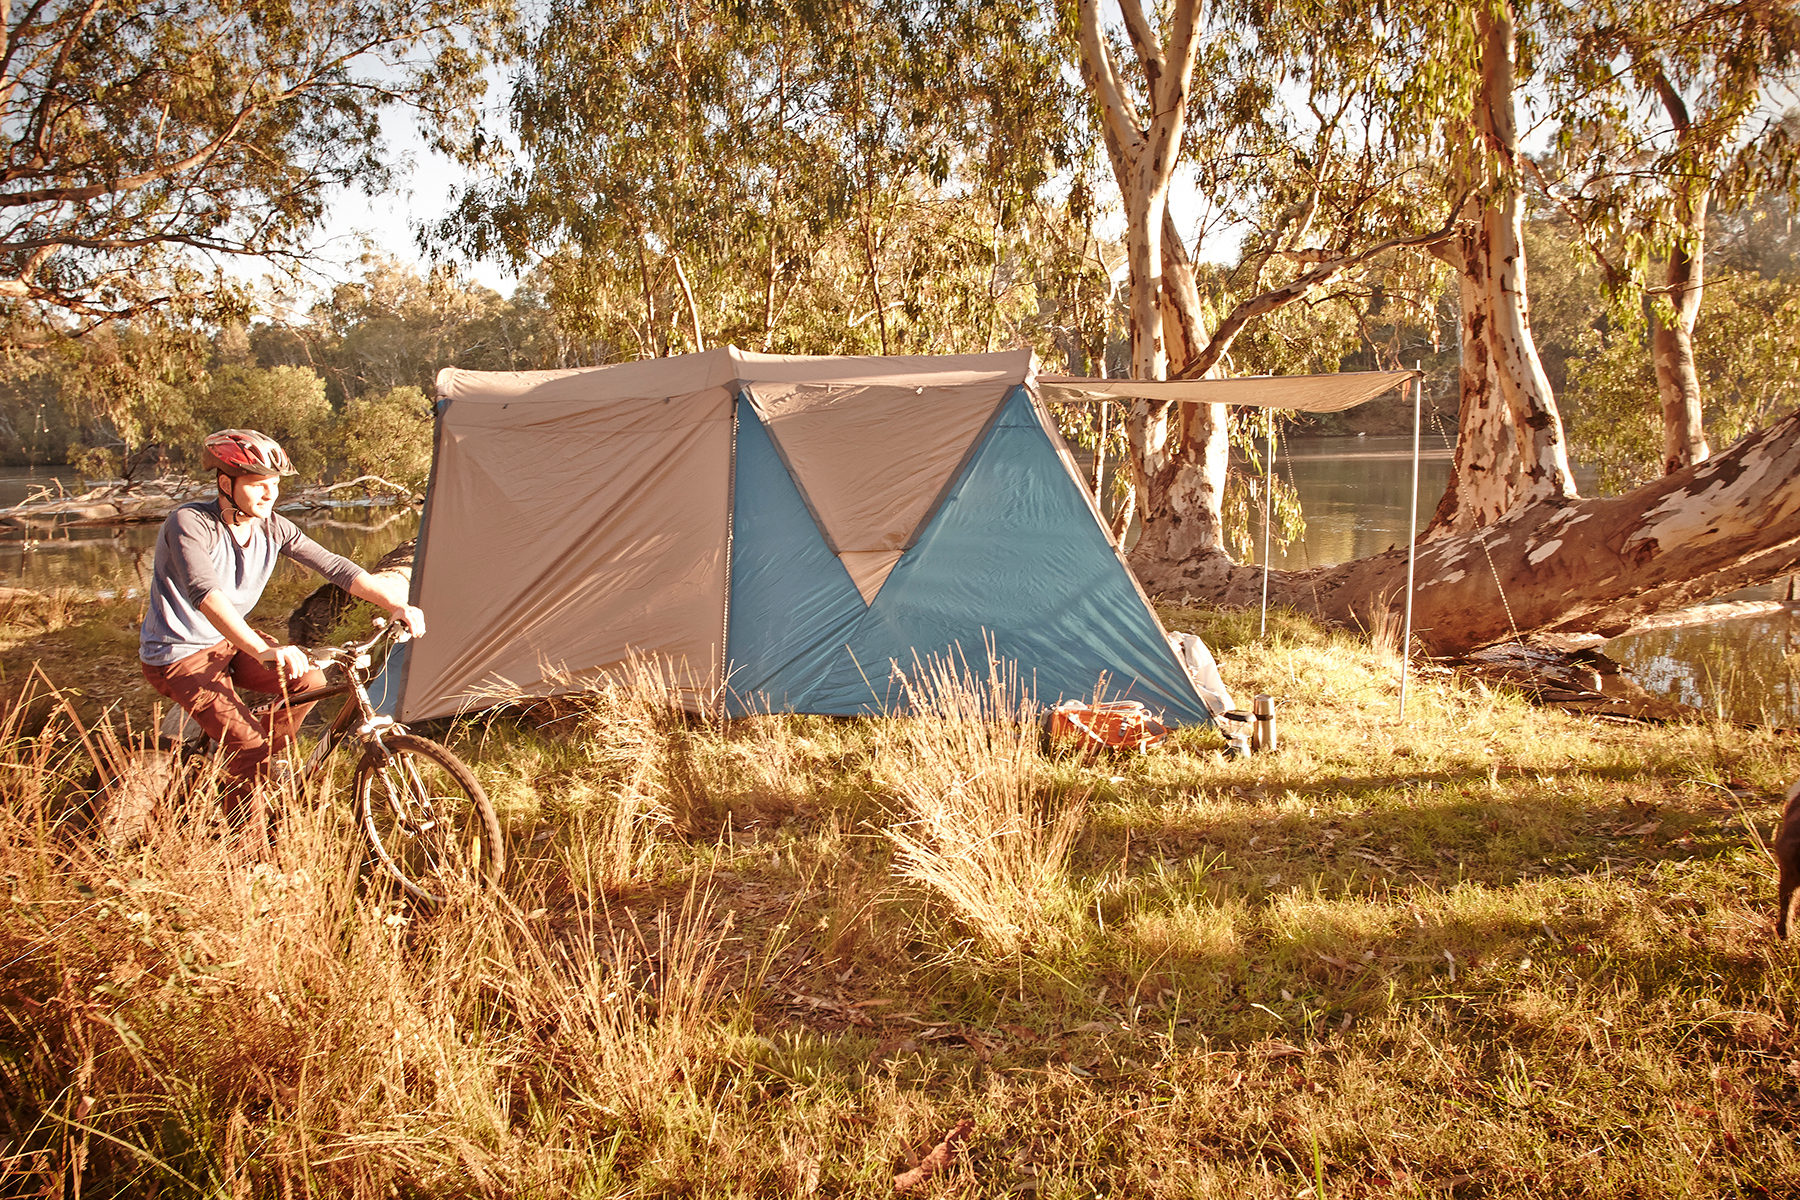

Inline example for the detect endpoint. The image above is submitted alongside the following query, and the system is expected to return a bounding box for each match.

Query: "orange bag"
[1049,700,1169,753]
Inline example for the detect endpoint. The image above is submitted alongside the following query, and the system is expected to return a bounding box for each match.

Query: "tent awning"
[1035,369,1418,413]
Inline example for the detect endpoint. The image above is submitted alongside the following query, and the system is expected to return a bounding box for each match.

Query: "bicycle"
[86,621,504,905]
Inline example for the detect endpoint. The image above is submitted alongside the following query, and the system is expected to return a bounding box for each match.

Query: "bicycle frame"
[254,626,408,784]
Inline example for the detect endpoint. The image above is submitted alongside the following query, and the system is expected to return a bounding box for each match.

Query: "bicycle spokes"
[357,735,499,904]
[378,760,451,856]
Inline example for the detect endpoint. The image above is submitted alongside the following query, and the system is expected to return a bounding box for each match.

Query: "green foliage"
[1047,397,1135,522]
[253,257,585,394]
[0,0,513,322]
[50,316,210,478]
[1566,265,1800,493]
[1714,194,1800,280]
[1200,262,1367,379]
[433,0,1086,363]
[192,366,334,482]
[7,257,581,479]
[1692,270,1800,447]
[1538,0,1800,304]
[1223,469,1308,565]
[1565,328,1662,494]
[337,387,436,490]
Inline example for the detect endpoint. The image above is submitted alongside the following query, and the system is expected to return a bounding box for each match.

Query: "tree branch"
[1171,216,1459,380]
[1077,0,1146,182]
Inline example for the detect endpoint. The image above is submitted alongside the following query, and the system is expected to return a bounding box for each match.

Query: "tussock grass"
[878,653,1087,957]
[0,585,81,640]
[3,604,1800,1196]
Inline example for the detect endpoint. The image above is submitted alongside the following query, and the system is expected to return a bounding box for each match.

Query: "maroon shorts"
[140,639,326,826]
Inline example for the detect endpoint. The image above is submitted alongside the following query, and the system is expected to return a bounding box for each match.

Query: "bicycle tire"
[69,748,186,850]
[355,734,503,903]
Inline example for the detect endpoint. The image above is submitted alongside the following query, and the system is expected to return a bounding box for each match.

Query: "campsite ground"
[2,591,1799,1197]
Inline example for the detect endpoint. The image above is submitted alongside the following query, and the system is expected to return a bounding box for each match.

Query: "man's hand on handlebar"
[389,604,426,638]
[262,644,311,680]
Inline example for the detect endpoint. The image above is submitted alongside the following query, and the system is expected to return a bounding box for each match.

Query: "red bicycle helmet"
[201,429,295,478]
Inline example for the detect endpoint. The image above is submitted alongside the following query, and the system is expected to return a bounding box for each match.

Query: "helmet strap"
[218,474,251,524]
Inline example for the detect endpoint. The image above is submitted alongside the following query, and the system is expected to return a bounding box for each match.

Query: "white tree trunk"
[1649,70,1713,476]
[1653,194,1711,474]
[1075,0,1205,570]
[1127,201,1231,576]
[1425,222,1519,540]
[1475,3,1577,506]
[1125,167,1168,382]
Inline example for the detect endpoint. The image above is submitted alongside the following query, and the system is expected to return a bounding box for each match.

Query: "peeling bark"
[1159,204,1209,371]
[1649,74,1711,474]
[1652,253,1709,474]
[1473,3,1576,506]
[1077,0,1198,387]
[1648,92,1706,474]
[1075,0,1206,571]
[1129,400,1230,590]
[1425,222,1519,540]
[1138,200,1230,568]
[1153,406,1800,657]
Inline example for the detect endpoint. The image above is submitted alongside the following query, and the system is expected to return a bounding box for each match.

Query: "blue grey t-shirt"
[139,500,366,666]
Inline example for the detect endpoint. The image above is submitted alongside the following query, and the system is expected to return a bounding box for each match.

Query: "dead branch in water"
[0,474,421,527]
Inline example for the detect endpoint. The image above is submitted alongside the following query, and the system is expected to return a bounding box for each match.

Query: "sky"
[301,107,522,301]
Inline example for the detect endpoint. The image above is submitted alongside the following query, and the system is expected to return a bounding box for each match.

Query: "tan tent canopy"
[387,348,1416,723]
[1036,370,1417,412]
[414,347,1034,718]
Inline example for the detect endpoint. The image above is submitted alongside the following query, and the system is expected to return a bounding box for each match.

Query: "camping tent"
[381,347,1411,726]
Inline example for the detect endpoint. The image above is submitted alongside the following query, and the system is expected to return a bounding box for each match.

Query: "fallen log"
[0,477,209,525]
[275,475,419,510]
[288,539,416,646]
[0,474,421,529]
[1535,599,1793,650]
[1453,644,1704,723]
[1140,405,1800,656]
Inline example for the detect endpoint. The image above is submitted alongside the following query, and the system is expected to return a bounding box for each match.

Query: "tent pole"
[1399,366,1422,721]
[1260,407,1274,639]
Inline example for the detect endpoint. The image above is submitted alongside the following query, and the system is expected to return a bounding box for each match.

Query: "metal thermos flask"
[1252,694,1277,753]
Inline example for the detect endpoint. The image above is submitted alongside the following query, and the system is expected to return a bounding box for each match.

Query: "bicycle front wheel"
[355,734,503,903]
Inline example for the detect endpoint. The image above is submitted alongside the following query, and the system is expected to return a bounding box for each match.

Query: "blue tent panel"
[727,385,1211,725]
[724,396,871,713]
[367,640,407,719]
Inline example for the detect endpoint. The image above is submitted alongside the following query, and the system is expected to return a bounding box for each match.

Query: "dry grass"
[0,675,759,1196]
[878,652,1087,957]
[2,602,1800,1196]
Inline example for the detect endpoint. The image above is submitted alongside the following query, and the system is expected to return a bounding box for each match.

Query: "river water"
[3,451,1794,723]
[0,467,419,601]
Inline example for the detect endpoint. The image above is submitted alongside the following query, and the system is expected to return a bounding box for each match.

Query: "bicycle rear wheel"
[72,748,187,850]
[355,734,503,903]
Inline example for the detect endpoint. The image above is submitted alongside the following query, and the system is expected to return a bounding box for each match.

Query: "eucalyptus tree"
[1073,0,1489,586]
[1536,0,1800,476]
[1077,0,1800,652]
[1566,261,1800,492]
[432,0,1080,363]
[0,0,513,330]
[250,257,566,401]
[51,315,210,478]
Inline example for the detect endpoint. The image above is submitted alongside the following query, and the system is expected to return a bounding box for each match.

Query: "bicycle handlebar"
[309,619,411,675]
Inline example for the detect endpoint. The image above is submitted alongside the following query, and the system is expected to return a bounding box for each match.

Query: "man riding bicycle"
[139,429,425,852]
